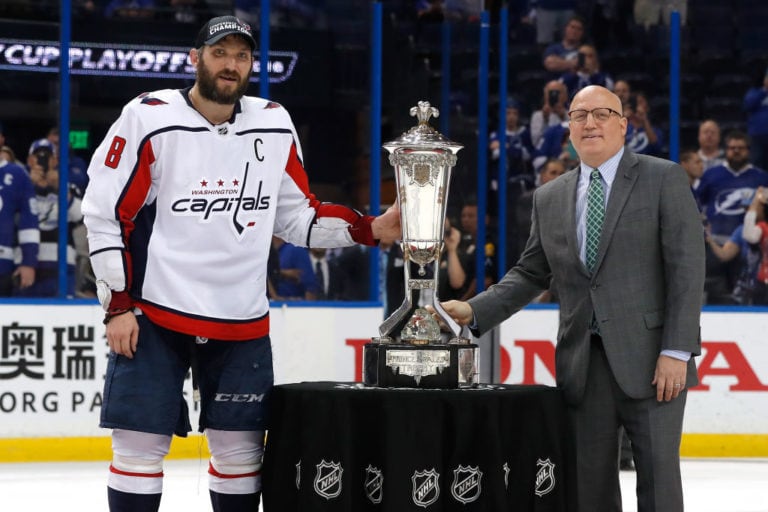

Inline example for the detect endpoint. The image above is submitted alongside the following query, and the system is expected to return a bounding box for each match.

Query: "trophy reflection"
[363,101,479,388]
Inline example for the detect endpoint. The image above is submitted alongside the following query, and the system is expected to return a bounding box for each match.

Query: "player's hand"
[106,312,140,359]
[651,355,687,402]
[372,203,401,244]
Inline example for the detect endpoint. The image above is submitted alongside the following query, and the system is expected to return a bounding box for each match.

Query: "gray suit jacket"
[469,151,705,404]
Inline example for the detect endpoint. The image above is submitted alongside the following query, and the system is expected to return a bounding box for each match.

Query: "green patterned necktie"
[586,168,605,272]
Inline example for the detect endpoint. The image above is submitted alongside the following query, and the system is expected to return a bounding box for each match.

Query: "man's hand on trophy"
[426,300,474,328]
[372,203,401,244]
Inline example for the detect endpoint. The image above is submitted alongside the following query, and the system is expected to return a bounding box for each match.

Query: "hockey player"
[81,15,400,512]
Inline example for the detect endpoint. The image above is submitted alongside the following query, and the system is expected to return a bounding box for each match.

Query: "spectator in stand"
[74,0,99,18]
[272,236,320,300]
[22,139,83,297]
[156,0,213,23]
[613,79,631,105]
[42,127,89,194]
[416,0,445,23]
[532,119,576,171]
[696,131,768,242]
[266,242,281,300]
[741,186,768,304]
[559,44,614,100]
[36,128,93,296]
[623,92,664,157]
[743,68,768,172]
[0,124,25,167]
[104,0,156,18]
[488,100,535,194]
[680,148,704,189]
[437,217,470,300]
[705,187,768,305]
[308,247,346,300]
[0,145,39,296]
[697,119,725,172]
[530,80,569,147]
[542,15,586,75]
[456,200,496,298]
[0,145,23,170]
[695,131,768,303]
[512,157,567,273]
[534,0,578,47]
[633,0,687,30]
[328,245,371,301]
[0,123,12,161]
[583,0,629,50]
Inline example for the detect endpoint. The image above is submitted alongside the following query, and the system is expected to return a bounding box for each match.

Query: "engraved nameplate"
[385,349,451,385]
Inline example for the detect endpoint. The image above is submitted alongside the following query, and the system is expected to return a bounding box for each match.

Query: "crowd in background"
[2,0,768,308]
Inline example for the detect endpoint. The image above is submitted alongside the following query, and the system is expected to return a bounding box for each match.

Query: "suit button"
[591,284,598,290]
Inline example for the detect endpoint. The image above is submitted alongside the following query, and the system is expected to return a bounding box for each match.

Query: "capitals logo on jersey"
[138,92,168,106]
[170,162,271,238]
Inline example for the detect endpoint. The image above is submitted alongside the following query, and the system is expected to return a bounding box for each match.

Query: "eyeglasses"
[567,108,623,123]
[726,145,749,151]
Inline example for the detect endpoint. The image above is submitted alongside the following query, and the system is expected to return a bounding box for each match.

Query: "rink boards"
[0,303,766,461]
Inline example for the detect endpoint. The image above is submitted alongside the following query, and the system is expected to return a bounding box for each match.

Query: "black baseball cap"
[195,16,256,52]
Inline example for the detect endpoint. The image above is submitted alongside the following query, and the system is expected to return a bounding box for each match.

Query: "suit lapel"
[593,151,640,273]
[561,169,586,276]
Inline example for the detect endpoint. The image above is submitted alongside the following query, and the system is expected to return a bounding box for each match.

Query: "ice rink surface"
[1,458,767,511]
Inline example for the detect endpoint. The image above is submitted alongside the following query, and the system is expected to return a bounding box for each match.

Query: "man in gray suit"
[439,85,705,512]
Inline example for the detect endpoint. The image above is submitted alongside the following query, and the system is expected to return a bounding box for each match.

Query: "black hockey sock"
[209,490,261,512]
[107,487,161,512]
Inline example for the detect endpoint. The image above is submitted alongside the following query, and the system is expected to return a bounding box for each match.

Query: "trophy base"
[363,342,479,389]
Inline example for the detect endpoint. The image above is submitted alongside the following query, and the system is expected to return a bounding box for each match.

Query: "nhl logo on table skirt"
[535,458,556,497]
[412,468,440,508]
[450,465,483,504]
[313,460,343,500]
[364,465,383,504]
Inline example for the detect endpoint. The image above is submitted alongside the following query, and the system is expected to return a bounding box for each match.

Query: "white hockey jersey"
[82,88,374,340]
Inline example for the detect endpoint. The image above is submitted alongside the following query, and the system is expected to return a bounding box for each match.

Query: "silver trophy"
[363,101,479,388]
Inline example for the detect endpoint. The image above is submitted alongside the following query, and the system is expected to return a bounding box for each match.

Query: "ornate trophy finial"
[410,101,439,125]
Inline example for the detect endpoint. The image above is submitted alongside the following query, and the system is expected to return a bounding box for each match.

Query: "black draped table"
[262,382,574,512]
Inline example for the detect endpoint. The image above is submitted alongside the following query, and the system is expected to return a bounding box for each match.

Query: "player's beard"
[196,54,250,105]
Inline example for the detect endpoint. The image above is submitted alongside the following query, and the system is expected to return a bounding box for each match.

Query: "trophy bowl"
[363,101,479,389]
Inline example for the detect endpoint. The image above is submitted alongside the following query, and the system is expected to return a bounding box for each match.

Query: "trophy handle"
[378,245,416,338]
[379,296,414,338]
